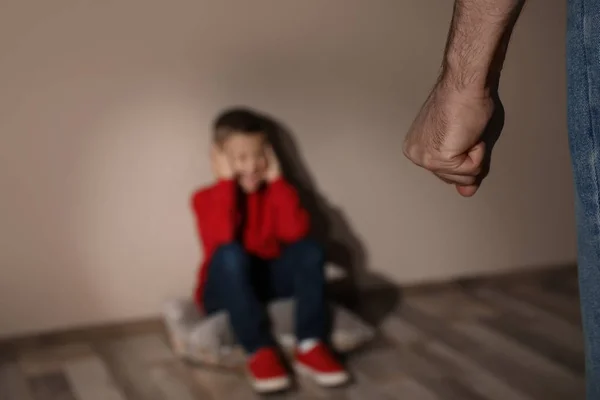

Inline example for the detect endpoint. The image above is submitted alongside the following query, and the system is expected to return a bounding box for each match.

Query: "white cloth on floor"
[162,298,375,368]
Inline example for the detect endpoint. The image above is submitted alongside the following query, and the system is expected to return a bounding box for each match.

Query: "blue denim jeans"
[568,0,600,397]
[202,239,327,354]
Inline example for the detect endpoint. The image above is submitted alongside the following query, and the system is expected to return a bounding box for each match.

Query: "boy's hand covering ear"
[211,145,234,180]
[265,145,281,182]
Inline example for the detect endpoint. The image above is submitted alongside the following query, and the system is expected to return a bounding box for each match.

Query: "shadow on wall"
[254,108,400,325]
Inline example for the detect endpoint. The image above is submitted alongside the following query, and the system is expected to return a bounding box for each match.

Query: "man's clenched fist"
[403,81,496,197]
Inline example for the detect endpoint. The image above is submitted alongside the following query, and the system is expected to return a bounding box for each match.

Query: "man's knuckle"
[420,154,437,170]
[402,141,413,159]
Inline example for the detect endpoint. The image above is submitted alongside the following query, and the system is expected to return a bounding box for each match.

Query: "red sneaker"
[295,342,350,387]
[247,348,291,393]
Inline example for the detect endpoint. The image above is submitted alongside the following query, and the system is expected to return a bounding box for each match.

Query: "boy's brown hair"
[213,108,266,146]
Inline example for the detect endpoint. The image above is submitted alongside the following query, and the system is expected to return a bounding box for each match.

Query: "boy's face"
[222,132,268,193]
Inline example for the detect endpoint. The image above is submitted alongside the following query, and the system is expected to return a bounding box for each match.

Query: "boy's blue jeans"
[568,0,600,397]
[202,239,327,354]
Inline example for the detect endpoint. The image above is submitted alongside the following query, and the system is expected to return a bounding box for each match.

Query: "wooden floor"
[0,266,585,400]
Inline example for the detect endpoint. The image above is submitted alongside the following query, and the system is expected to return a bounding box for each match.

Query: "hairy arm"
[441,0,526,91]
[403,0,526,197]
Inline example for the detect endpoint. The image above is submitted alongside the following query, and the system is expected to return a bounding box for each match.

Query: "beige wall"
[0,0,574,338]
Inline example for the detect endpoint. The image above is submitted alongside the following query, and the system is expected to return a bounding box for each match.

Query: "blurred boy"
[191,108,349,393]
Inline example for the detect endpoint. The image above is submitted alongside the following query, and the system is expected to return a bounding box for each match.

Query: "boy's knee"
[289,238,325,267]
[214,242,249,274]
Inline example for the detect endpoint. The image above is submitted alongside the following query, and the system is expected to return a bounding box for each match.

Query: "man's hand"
[211,145,234,180]
[265,145,282,182]
[403,0,524,197]
[403,83,496,197]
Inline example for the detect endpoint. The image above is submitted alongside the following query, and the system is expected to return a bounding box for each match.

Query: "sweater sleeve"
[267,178,310,242]
[191,180,237,251]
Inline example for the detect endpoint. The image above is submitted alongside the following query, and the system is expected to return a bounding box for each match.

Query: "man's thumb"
[456,184,479,197]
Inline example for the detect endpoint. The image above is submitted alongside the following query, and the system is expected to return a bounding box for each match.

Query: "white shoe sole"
[249,375,291,394]
[295,362,350,387]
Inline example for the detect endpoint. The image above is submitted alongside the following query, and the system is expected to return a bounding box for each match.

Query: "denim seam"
[582,2,600,270]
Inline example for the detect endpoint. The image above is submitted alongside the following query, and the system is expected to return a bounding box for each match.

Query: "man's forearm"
[441,0,526,91]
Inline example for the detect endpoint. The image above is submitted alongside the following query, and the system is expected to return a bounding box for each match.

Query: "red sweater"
[191,178,310,310]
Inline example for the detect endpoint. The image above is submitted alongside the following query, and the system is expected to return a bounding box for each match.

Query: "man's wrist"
[440,60,499,95]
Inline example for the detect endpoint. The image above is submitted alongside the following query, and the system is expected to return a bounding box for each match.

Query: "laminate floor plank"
[0,362,35,400]
[349,341,486,400]
[396,304,576,399]
[481,313,584,376]
[188,367,258,400]
[379,314,427,345]
[495,283,581,325]
[381,314,533,400]
[97,334,175,400]
[158,361,214,399]
[380,377,441,400]
[28,372,78,400]
[454,322,584,399]
[466,287,583,352]
[420,340,533,400]
[63,355,127,400]
[407,288,497,321]
[19,344,94,377]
